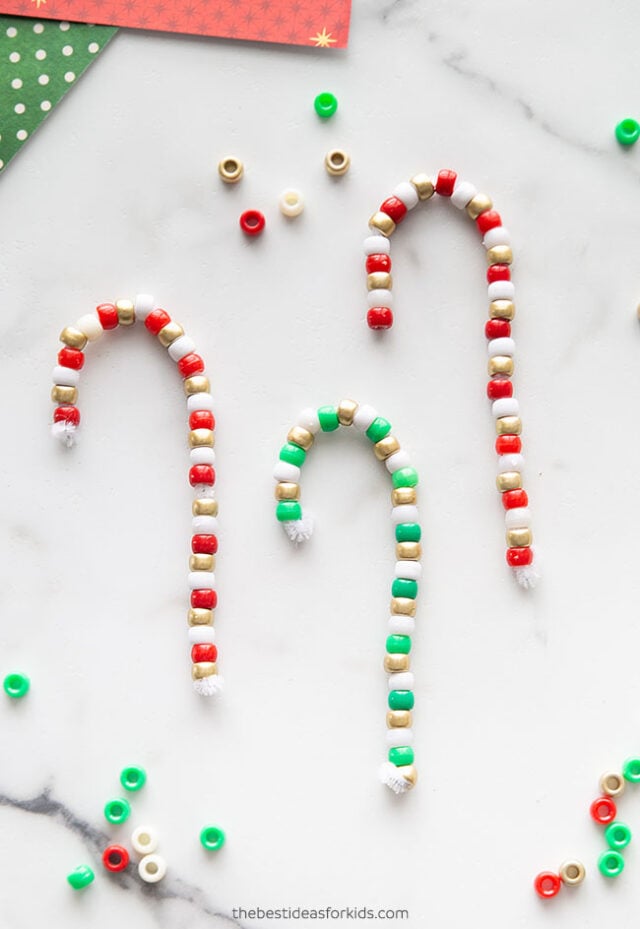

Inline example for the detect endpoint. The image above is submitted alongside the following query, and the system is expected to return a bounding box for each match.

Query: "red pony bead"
[379,197,407,223]
[477,210,502,235]
[192,534,218,554]
[365,254,392,274]
[144,308,171,335]
[191,644,218,664]
[435,169,457,197]
[189,411,215,431]
[58,347,85,370]
[96,303,118,330]
[53,405,80,425]
[189,465,215,486]
[534,871,561,899]
[485,320,511,340]
[486,378,513,400]
[502,489,528,510]
[178,353,205,378]
[506,547,533,567]
[590,796,617,825]
[239,209,266,236]
[102,845,129,873]
[496,435,522,455]
[367,307,393,330]
[487,264,511,283]
[191,588,217,610]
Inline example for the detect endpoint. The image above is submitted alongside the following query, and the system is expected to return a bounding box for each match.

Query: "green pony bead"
[392,467,419,489]
[104,798,131,825]
[67,865,95,890]
[598,849,625,878]
[605,821,632,850]
[622,757,640,783]
[365,417,392,443]
[120,765,146,792]
[314,92,338,119]
[615,117,640,146]
[388,690,414,710]
[395,522,421,542]
[317,406,340,432]
[389,746,414,766]
[200,825,226,851]
[386,635,411,654]
[279,442,306,467]
[276,500,302,522]
[3,672,30,699]
[391,578,418,599]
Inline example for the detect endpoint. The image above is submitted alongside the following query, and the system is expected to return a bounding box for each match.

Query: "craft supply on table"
[66,865,95,890]
[598,850,625,878]
[615,118,640,146]
[131,826,159,856]
[218,156,244,183]
[138,853,167,883]
[3,672,29,698]
[279,188,304,217]
[314,91,338,118]
[324,148,350,176]
[104,798,131,825]
[120,765,146,791]
[102,844,129,873]
[239,209,266,236]
[200,825,226,851]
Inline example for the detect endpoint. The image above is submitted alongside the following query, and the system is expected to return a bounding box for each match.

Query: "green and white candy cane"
[274,400,420,795]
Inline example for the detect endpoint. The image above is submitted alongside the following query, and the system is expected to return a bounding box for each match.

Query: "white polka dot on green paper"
[64,72,75,82]
[9,51,20,62]
[62,45,73,56]
[6,27,16,38]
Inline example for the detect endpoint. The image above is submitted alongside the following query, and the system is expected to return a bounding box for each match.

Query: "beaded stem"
[364,170,538,589]
[274,401,420,795]
[50,296,221,696]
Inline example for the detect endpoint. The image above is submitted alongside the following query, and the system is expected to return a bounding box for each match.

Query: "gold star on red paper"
[310,26,336,46]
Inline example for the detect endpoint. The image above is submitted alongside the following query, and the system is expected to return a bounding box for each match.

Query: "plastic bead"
[120,766,147,792]
[591,795,617,824]
[484,227,511,249]
[435,169,457,197]
[200,825,226,851]
[239,210,266,236]
[386,634,411,654]
[279,442,306,467]
[367,307,394,329]
[388,746,414,766]
[450,180,477,209]
[324,149,350,176]
[392,467,419,488]
[191,589,217,609]
[388,690,414,710]
[139,854,167,882]
[279,189,304,217]
[3,672,29,698]
[104,798,131,824]
[167,335,196,362]
[102,845,130,873]
[366,417,392,443]
[488,280,515,302]
[598,850,624,878]
[559,860,585,886]
[394,561,421,581]
[189,465,215,486]
[96,302,118,330]
[534,871,561,898]
[487,264,511,283]
[54,405,80,426]
[276,501,302,521]
[496,435,522,455]
[218,156,243,183]
[391,578,418,599]
[67,865,95,889]
[53,365,81,387]
[615,118,640,146]
[380,197,408,224]
[58,347,85,370]
[76,313,103,341]
[485,320,512,341]
[317,406,340,432]
[395,523,421,542]
[190,411,215,431]
[189,626,216,644]
[385,450,412,473]
[314,91,337,118]
[364,235,391,256]
[178,353,205,378]
[131,825,159,855]
[366,254,392,274]
[486,378,513,399]
[623,757,640,782]
[476,210,502,235]
[506,547,533,567]
[192,534,217,554]
[392,182,419,210]
[502,489,528,510]
[144,308,171,335]
[386,727,413,747]
[600,771,625,797]
[605,821,632,850]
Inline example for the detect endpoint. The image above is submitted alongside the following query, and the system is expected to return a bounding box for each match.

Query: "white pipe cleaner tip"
[283,513,314,544]
[51,421,78,448]
[378,762,413,795]
[193,676,224,697]
[513,548,541,590]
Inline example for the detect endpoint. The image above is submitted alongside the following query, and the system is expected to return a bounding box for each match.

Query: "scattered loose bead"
[200,825,226,851]
[218,156,244,183]
[120,765,146,792]
[591,795,617,824]
[623,757,640,782]
[104,798,131,825]
[615,118,640,146]
[605,821,632,850]
[67,865,95,890]
[325,149,350,176]
[131,825,158,855]
[314,91,338,118]
[138,854,167,883]
[102,844,130,873]
[239,209,266,236]
[600,771,625,797]
[559,860,585,886]
[279,188,304,217]
[598,849,624,878]
[534,871,562,899]
[3,672,29,698]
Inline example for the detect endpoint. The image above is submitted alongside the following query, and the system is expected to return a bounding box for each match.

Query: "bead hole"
[330,152,344,166]
[109,852,122,865]
[541,877,555,892]
[139,833,150,845]
[223,160,238,173]
[566,865,578,879]
[285,194,298,205]
[145,861,158,875]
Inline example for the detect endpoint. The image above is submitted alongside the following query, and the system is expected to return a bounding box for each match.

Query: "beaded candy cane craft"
[364,169,537,588]
[50,296,221,696]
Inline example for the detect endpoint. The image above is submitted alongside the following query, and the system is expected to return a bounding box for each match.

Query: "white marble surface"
[2,0,640,925]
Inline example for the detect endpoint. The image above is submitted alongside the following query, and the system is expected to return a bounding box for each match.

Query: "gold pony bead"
[506,527,532,547]
[184,375,210,396]
[190,553,215,572]
[390,597,416,617]
[396,541,421,560]
[367,272,392,291]
[386,710,412,728]
[488,355,514,377]
[193,498,218,517]
[496,472,523,492]
[188,608,214,626]
[384,653,410,673]
[410,174,434,200]
[189,429,215,448]
[466,193,493,220]
[157,321,184,347]
[392,487,417,506]
[559,860,586,886]
[192,662,218,679]
[324,149,350,177]
[368,210,396,237]
[490,299,516,320]
[51,385,78,404]
[600,771,625,797]
[287,426,314,451]
[337,399,358,426]
[115,299,135,326]
[59,326,88,350]
[218,156,244,184]
[487,245,513,266]
[275,482,300,501]
[374,435,400,461]
[496,415,522,436]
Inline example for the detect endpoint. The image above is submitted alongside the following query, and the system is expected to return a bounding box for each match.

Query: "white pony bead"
[192,515,218,534]
[483,226,511,249]
[394,560,421,580]
[386,727,414,747]
[273,461,301,482]
[190,447,216,465]
[279,189,304,217]
[385,450,412,473]
[131,826,159,856]
[488,280,515,302]
[168,335,196,361]
[392,181,419,210]
[488,337,515,357]
[188,626,216,644]
[193,484,216,499]
[492,397,520,419]
[138,854,167,883]
[367,289,393,308]
[388,615,415,635]
[352,404,379,432]
[451,180,477,209]
[364,235,391,255]
[497,454,524,473]
[53,365,80,387]
[187,392,214,412]
[505,507,532,529]
[391,504,419,525]
[388,671,414,691]
[189,571,215,590]
[297,408,321,434]
[76,313,103,341]
[134,293,156,321]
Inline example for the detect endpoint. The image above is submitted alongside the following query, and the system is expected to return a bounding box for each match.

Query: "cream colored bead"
[490,299,516,320]
[374,435,401,461]
[496,472,523,492]
[337,399,358,426]
[410,174,435,200]
[287,426,314,451]
[193,498,218,517]
[190,553,215,572]
[487,245,513,266]
[367,272,392,291]
[392,487,417,506]
[384,653,410,672]
[396,764,417,788]
[158,322,184,347]
[600,771,625,797]
[391,597,417,617]
[189,429,214,448]
[387,710,412,728]
[51,385,78,404]
[116,299,135,326]
[368,211,395,237]
[466,193,493,220]
[192,662,218,679]
[218,156,243,183]
[184,375,210,396]
[506,527,532,547]
[324,149,350,176]
[559,860,585,886]
[396,541,422,560]
[188,608,214,626]
[59,326,88,350]
[496,415,522,436]
[488,356,514,377]
[275,482,300,501]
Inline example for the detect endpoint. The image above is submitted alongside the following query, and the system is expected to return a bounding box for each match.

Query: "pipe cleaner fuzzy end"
[51,421,78,448]
[283,514,314,544]
[513,547,540,590]
[193,676,224,697]
[379,762,414,795]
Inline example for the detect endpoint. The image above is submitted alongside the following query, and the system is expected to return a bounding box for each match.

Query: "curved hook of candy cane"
[363,170,538,590]
[274,400,419,795]
[50,295,222,697]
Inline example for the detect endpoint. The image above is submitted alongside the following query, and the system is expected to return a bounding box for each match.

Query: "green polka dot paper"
[0,16,116,173]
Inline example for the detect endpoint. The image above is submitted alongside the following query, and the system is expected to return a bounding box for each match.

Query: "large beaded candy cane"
[364,169,537,589]
[50,296,221,696]
[274,401,420,795]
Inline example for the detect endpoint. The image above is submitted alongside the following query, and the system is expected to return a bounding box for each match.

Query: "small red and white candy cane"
[50,296,221,696]
[364,170,537,588]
